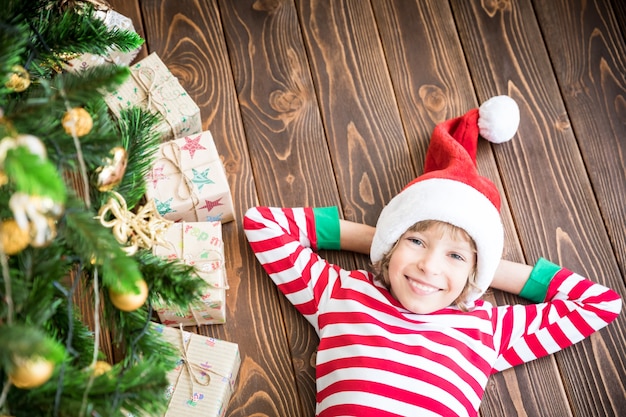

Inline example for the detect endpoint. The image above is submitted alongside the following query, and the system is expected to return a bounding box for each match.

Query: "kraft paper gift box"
[104,52,202,141]
[153,221,228,325]
[152,324,240,417]
[64,8,142,71]
[146,130,235,224]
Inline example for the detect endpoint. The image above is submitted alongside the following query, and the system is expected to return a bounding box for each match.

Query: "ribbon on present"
[193,249,228,290]
[156,141,202,221]
[164,244,228,326]
[168,324,234,406]
[129,65,179,137]
[98,191,173,255]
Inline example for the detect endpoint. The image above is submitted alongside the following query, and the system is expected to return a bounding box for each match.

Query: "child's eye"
[450,253,465,261]
[408,237,424,246]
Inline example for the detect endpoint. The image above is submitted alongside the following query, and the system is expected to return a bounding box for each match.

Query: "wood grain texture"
[102,1,626,416]
[451,0,626,415]
[296,0,414,226]
[532,0,626,413]
[372,1,572,416]
[534,0,626,283]
[114,1,311,415]
[216,0,342,414]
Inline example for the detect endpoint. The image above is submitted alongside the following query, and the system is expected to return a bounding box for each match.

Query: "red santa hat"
[370,95,520,304]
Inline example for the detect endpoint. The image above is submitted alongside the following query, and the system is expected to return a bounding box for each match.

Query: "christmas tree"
[0,1,207,415]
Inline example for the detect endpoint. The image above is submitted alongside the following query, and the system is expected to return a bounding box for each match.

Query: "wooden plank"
[212,0,353,414]
[532,0,626,412]
[370,1,573,416]
[215,0,343,413]
[451,0,626,416]
[609,0,626,36]
[133,1,307,415]
[533,0,626,288]
[295,0,414,227]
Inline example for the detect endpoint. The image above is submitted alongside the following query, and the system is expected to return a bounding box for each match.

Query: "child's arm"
[492,258,622,372]
[490,260,533,295]
[339,219,375,254]
[243,206,344,332]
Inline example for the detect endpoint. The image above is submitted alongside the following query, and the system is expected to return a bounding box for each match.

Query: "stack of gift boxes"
[68,4,240,416]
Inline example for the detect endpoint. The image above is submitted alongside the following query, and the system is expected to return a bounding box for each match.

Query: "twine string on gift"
[158,141,202,221]
[193,249,229,290]
[97,191,173,254]
[185,248,227,326]
[173,324,233,404]
[131,65,179,136]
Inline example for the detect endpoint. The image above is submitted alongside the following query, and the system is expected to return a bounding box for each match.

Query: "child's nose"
[417,251,442,275]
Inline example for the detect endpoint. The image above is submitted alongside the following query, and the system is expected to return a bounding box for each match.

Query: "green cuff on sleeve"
[519,257,560,303]
[313,207,341,250]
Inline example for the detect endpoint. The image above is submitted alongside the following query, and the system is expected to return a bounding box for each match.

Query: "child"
[243,96,622,417]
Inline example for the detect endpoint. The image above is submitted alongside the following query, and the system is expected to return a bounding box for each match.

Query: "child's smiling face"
[387,224,476,314]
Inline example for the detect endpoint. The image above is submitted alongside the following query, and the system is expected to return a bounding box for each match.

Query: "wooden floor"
[107,1,626,416]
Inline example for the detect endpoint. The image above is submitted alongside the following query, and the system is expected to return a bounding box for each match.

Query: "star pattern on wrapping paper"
[191,167,215,191]
[180,134,206,159]
[149,165,168,188]
[155,198,175,215]
[200,197,223,213]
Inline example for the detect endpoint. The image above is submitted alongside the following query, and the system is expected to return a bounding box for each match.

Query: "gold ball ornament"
[9,357,55,389]
[96,146,128,191]
[92,360,113,377]
[0,219,31,255]
[62,107,93,137]
[5,65,30,93]
[109,279,149,312]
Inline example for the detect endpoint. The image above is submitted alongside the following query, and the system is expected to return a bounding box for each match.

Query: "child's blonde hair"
[372,220,479,311]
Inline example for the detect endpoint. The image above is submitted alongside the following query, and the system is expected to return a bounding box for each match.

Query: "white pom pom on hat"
[478,95,520,144]
[371,95,520,305]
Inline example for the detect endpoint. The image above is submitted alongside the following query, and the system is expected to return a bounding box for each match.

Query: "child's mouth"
[406,277,440,295]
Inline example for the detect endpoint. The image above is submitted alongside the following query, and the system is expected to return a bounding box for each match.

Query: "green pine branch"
[100,107,162,210]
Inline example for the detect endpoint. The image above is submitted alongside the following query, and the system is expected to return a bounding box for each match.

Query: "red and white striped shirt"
[243,206,621,417]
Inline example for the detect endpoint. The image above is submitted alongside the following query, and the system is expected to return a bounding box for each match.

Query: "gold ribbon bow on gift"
[157,141,202,221]
[97,191,173,255]
[131,65,180,136]
[172,325,232,404]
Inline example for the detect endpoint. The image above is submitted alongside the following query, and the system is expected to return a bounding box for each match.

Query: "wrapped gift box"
[153,221,228,325]
[146,130,234,223]
[64,8,142,71]
[104,52,202,141]
[153,324,240,417]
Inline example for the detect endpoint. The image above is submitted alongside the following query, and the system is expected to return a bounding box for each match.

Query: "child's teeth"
[410,280,437,293]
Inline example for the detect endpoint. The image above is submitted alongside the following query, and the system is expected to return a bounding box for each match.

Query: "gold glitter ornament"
[92,360,113,376]
[62,107,93,137]
[109,279,149,312]
[0,219,31,255]
[9,357,55,389]
[5,65,31,92]
[95,146,128,191]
